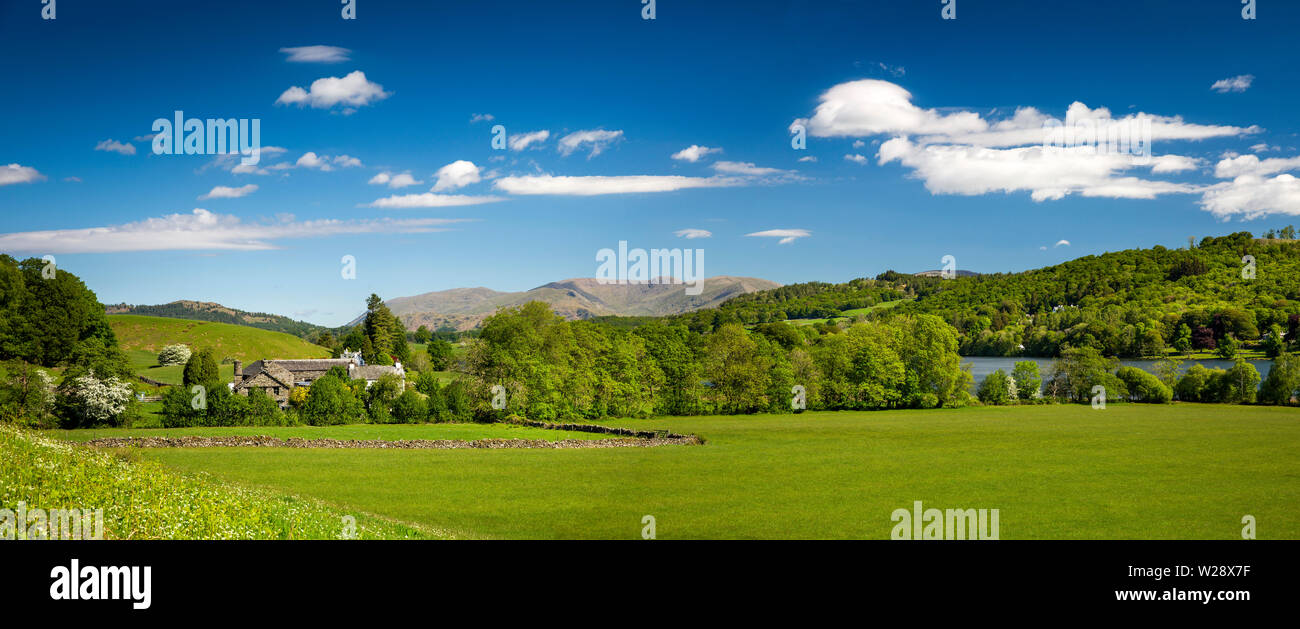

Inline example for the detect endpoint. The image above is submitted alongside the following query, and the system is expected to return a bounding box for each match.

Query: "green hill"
[108,314,332,364]
[105,300,327,339]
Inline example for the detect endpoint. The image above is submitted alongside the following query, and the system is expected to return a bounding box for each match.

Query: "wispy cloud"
[745,229,811,245]
[711,161,789,176]
[469,113,495,123]
[366,193,505,209]
[198,184,258,200]
[275,71,389,112]
[279,45,351,63]
[1211,74,1254,93]
[508,130,550,151]
[0,209,468,253]
[0,164,45,186]
[674,228,712,239]
[94,139,136,155]
[557,129,624,157]
[494,174,740,196]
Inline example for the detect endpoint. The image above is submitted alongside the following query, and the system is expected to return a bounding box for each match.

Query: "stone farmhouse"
[230,352,405,406]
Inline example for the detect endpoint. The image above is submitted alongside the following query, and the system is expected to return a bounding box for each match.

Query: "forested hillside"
[660,232,1300,358]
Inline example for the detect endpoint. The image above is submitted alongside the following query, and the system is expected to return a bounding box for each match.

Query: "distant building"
[231,351,404,406]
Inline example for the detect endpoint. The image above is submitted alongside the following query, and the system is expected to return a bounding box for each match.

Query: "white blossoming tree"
[157,344,193,366]
[60,369,133,427]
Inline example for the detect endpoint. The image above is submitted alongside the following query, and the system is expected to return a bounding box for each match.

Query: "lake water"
[962,356,1272,392]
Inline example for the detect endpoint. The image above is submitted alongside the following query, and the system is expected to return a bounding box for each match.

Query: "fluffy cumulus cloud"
[1198,152,1300,218]
[1211,74,1254,93]
[671,145,722,162]
[94,139,136,155]
[368,171,421,188]
[745,229,811,245]
[279,45,351,63]
[432,160,481,191]
[674,228,712,239]
[275,71,389,112]
[493,174,740,196]
[793,79,1260,204]
[366,193,505,209]
[0,209,467,253]
[508,130,550,151]
[198,184,257,200]
[0,164,45,186]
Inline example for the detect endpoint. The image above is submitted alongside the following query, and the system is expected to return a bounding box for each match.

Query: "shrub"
[391,389,427,424]
[1115,366,1172,403]
[1010,361,1042,400]
[977,369,1013,405]
[301,375,364,426]
[182,348,220,388]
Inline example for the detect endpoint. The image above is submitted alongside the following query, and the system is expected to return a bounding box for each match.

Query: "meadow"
[109,314,331,363]
[85,403,1300,540]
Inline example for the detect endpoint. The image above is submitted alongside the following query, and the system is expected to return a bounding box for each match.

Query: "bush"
[157,344,192,366]
[977,369,1014,405]
[182,348,220,388]
[1115,366,1172,403]
[390,389,427,424]
[301,375,364,426]
[1010,361,1042,400]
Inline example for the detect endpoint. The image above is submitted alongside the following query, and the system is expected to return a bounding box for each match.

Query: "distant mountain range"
[365,276,782,331]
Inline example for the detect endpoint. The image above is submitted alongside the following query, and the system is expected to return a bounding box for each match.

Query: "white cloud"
[792,79,987,139]
[0,164,45,186]
[275,71,389,111]
[366,193,505,208]
[674,228,712,239]
[1211,74,1254,93]
[797,156,818,163]
[877,137,1200,201]
[0,208,467,253]
[94,139,136,156]
[1055,239,1070,247]
[333,155,363,168]
[494,174,738,196]
[368,171,422,188]
[844,154,868,165]
[295,152,331,170]
[432,160,482,191]
[558,129,623,157]
[198,184,258,200]
[279,45,351,63]
[745,229,811,245]
[508,130,550,151]
[1149,154,1203,173]
[1214,153,1300,179]
[671,145,722,162]
[712,161,788,176]
[1201,174,1300,219]
[470,113,494,123]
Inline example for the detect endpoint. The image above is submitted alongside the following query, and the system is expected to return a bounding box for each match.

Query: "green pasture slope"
[109,314,331,366]
[120,404,1299,540]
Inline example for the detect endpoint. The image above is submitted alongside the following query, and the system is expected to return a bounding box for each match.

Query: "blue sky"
[1,0,1297,326]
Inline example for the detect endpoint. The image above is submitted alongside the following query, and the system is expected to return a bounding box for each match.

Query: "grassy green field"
[109,314,330,363]
[1,424,443,539]
[51,423,613,442]
[788,299,908,326]
[99,403,1300,540]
